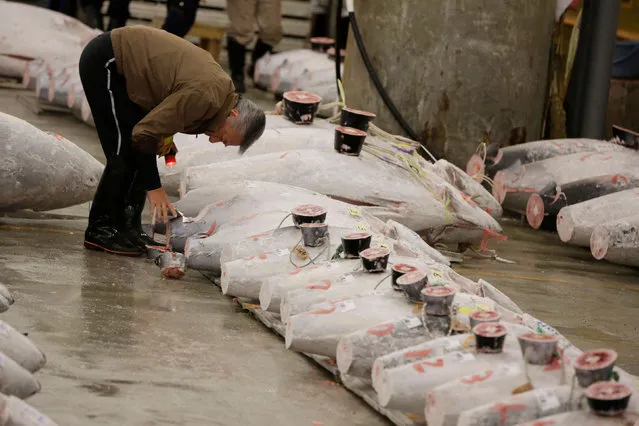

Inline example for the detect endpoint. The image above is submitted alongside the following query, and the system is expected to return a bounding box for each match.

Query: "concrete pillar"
[342,0,556,168]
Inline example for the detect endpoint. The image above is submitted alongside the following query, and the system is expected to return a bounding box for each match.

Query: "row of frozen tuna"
[253,48,341,104]
[156,114,505,257]
[466,138,639,268]
[171,182,637,425]
[0,0,98,127]
[0,282,58,425]
[23,58,95,127]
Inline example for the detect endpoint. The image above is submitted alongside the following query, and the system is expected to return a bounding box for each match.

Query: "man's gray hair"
[233,96,266,154]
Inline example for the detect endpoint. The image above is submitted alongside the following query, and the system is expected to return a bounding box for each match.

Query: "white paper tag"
[335,300,356,313]
[402,316,422,329]
[339,274,355,283]
[495,364,521,378]
[277,248,289,257]
[444,339,462,352]
[536,388,561,413]
[451,351,475,363]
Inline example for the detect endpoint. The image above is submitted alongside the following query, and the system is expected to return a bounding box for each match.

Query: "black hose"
[335,0,343,85]
[347,11,422,143]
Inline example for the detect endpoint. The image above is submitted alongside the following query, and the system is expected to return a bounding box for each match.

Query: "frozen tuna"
[556,188,639,247]
[590,214,639,267]
[492,150,639,215]
[0,283,14,313]
[0,0,100,78]
[182,149,503,246]
[525,173,639,229]
[1,112,103,212]
[466,138,629,181]
[0,321,46,374]
[0,351,41,399]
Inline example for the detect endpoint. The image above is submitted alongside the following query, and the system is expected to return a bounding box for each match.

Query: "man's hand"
[148,187,177,224]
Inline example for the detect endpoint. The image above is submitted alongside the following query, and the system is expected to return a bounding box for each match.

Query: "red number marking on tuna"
[367,323,395,337]
[305,305,337,315]
[611,174,629,185]
[249,231,270,241]
[580,152,612,161]
[257,252,271,260]
[203,220,217,237]
[215,201,224,207]
[403,348,433,358]
[460,370,493,384]
[413,358,444,372]
[234,213,258,223]
[306,279,332,290]
[488,403,527,425]
[280,152,289,159]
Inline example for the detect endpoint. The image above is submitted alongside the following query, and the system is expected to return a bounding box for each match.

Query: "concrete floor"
[1,82,638,425]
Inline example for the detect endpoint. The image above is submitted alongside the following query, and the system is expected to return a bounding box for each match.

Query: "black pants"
[162,0,200,38]
[79,32,156,230]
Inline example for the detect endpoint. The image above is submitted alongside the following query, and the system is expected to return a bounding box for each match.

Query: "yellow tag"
[431,270,445,280]
[462,335,476,350]
[347,207,362,217]
[476,304,490,311]
[356,223,369,231]
[458,307,474,315]
[377,242,390,249]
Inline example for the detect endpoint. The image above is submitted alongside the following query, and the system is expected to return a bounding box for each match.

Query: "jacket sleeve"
[130,90,219,191]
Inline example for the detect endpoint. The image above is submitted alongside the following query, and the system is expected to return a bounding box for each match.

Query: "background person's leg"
[162,0,200,38]
[226,0,258,92]
[249,0,282,79]
[106,0,130,30]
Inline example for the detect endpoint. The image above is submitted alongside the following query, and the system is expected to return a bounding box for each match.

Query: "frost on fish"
[590,213,639,268]
[182,149,502,246]
[492,150,639,215]
[1,112,103,212]
[466,138,629,181]
[556,188,639,248]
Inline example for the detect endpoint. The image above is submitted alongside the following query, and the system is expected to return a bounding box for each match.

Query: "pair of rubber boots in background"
[227,36,273,93]
[84,158,161,256]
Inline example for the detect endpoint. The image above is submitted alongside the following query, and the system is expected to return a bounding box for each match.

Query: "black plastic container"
[310,37,335,52]
[334,126,367,156]
[360,247,391,272]
[421,286,456,316]
[469,310,501,328]
[473,322,507,354]
[300,223,329,247]
[341,232,372,259]
[282,91,322,125]
[391,263,420,291]
[291,204,327,227]
[585,381,632,416]
[574,348,618,388]
[517,332,559,365]
[396,270,428,302]
[340,107,376,132]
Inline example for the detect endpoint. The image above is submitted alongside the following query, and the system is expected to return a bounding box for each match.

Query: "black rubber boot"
[247,38,273,86]
[226,36,246,93]
[84,158,144,256]
[120,173,163,249]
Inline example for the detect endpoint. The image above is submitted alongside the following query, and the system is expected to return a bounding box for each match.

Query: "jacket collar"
[204,92,239,133]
